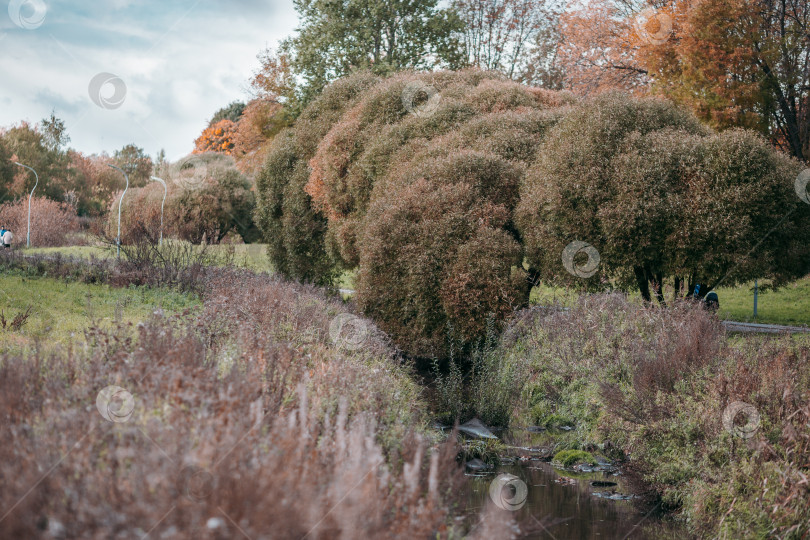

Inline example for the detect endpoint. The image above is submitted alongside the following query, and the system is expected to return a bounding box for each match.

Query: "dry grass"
[500,294,810,538]
[0,261,507,539]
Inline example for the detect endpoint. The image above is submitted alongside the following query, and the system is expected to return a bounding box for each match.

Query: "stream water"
[459,428,687,539]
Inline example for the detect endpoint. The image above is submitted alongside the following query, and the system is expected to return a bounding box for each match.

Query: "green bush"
[254,71,381,285]
[356,151,527,358]
[304,70,570,357]
[516,92,810,299]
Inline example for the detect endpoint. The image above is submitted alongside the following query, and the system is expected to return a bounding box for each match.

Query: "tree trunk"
[634,266,651,302]
[654,272,666,305]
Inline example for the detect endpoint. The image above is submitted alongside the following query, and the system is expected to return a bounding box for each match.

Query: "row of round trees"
[256,70,810,358]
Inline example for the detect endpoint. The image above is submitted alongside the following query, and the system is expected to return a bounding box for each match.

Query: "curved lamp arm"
[107,164,129,258]
[150,176,167,246]
[13,162,39,248]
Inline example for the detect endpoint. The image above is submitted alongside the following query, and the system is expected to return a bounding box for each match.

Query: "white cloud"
[0,0,298,160]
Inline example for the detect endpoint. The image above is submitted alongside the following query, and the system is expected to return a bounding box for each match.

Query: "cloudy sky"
[0,0,298,160]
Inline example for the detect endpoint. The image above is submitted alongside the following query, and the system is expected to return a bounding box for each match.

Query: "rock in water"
[458,418,497,439]
[590,481,617,487]
[465,458,490,472]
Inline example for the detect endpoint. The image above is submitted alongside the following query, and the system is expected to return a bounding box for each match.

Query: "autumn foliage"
[110,153,258,245]
[0,196,80,247]
[557,0,809,162]
[261,70,575,356]
[258,70,808,358]
[193,119,237,155]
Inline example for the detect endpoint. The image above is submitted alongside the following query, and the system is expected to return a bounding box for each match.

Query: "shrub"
[111,155,258,245]
[356,153,526,358]
[173,168,257,244]
[0,196,79,246]
[254,71,381,285]
[307,70,566,267]
[299,70,570,357]
[490,294,810,537]
[516,92,810,299]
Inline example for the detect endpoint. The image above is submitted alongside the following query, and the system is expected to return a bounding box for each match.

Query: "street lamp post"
[150,176,167,246]
[12,162,39,248]
[107,164,129,258]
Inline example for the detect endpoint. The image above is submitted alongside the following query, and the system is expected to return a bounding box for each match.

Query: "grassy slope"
[492,296,810,538]
[0,273,198,353]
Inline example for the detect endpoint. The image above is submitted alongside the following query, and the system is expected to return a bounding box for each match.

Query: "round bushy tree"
[356,151,527,357]
[305,71,572,357]
[254,71,381,285]
[516,92,810,299]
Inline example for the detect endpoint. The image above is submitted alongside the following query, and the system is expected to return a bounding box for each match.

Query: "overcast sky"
[0,0,298,160]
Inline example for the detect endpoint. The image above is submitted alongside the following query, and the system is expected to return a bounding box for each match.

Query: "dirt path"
[722,320,810,334]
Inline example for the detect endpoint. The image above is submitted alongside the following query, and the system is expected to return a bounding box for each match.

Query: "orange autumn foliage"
[193,119,237,155]
[558,0,809,160]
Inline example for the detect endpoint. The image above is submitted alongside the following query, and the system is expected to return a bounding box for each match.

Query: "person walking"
[2,228,13,249]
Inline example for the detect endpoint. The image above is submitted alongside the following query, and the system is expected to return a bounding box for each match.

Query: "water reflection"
[460,429,687,539]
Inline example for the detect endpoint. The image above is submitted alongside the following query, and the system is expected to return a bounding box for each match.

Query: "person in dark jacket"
[704,290,719,312]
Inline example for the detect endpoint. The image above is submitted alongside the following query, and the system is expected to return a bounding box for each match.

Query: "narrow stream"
[458,428,687,539]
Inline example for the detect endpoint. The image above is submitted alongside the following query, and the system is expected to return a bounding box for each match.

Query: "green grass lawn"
[0,273,199,354]
[716,278,810,326]
[528,275,810,327]
[19,245,810,326]
[25,243,274,272]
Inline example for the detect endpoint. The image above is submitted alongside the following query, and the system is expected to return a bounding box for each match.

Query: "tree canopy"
[257,72,809,358]
[280,0,465,105]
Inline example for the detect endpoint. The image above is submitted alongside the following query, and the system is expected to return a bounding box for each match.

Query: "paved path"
[722,321,810,334]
